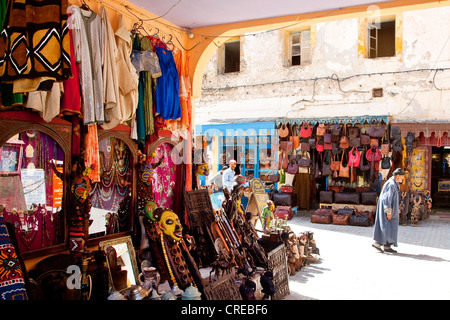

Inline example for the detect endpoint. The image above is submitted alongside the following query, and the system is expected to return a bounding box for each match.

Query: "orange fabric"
[85,124,100,182]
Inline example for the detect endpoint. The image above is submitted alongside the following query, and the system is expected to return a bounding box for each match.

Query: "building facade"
[195,3,450,204]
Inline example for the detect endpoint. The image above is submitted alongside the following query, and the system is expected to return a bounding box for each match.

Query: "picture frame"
[0,139,24,175]
[99,236,139,293]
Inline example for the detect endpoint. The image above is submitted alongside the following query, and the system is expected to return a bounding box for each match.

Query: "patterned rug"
[0,216,28,300]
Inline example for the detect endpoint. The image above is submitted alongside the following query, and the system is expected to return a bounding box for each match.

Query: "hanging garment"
[294,172,310,210]
[26,81,63,122]
[0,0,71,92]
[132,35,161,144]
[85,124,100,183]
[68,5,105,125]
[155,46,181,120]
[0,0,22,108]
[99,6,121,130]
[115,14,139,124]
[60,27,81,116]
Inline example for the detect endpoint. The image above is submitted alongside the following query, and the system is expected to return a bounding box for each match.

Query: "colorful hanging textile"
[0,0,71,92]
[0,216,28,300]
[84,124,100,183]
[155,46,181,120]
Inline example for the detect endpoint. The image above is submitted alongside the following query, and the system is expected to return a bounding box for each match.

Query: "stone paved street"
[282,210,450,300]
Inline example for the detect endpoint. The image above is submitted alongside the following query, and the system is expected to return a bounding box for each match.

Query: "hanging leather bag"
[359,147,370,172]
[287,157,299,174]
[297,151,311,168]
[300,141,310,152]
[322,151,333,176]
[339,150,349,178]
[340,124,349,149]
[348,147,361,167]
[369,122,385,138]
[300,123,312,138]
[331,123,341,136]
[279,123,289,138]
[348,126,359,138]
[317,123,326,136]
[290,135,300,149]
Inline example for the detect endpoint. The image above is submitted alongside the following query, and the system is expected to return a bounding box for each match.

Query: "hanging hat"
[393,168,406,176]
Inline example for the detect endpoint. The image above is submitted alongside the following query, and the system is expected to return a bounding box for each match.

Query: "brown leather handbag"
[311,208,333,224]
[335,192,360,204]
[369,123,385,138]
[320,191,334,203]
[339,150,349,178]
[279,123,289,138]
[317,123,326,136]
[332,212,351,225]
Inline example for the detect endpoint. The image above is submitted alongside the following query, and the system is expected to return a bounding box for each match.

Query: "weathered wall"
[195,5,450,126]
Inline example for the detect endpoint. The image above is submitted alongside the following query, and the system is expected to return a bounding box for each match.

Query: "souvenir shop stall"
[0,0,313,301]
[274,116,390,227]
[0,0,196,300]
[273,116,434,228]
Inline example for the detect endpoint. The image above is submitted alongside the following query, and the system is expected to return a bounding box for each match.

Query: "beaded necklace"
[160,233,178,287]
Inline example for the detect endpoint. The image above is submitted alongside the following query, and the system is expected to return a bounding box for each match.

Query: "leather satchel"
[287,157,299,174]
[317,123,326,136]
[349,213,371,227]
[281,185,294,193]
[273,192,297,207]
[311,208,333,224]
[335,192,360,204]
[330,154,340,171]
[339,150,349,178]
[331,124,341,136]
[297,151,311,167]
[332,211,351,225]
[349,137,361,148]
[357,210,375,225]
[320,191,334,204]
[274,206,293,220]
[369,123,385,138]
[348,127,359,138]
[361,192,378,205]
[300,142,310,152]
[268,171,280,182]
[360,134,370,145]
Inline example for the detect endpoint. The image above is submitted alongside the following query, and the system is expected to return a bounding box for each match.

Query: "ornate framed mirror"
[0,111,71,259]
[98,235,139,293]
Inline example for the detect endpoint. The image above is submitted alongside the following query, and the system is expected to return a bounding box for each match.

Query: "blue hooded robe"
[373,177,400,247]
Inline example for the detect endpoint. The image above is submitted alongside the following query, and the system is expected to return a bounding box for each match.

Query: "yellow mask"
[196,164,210,176]
[158,210,183,241]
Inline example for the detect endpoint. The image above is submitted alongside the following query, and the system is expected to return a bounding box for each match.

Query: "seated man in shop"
[222,160,237,193]
[209,166,227,192]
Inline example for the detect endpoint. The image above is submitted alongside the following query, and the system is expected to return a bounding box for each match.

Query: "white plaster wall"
[195,6,450,126]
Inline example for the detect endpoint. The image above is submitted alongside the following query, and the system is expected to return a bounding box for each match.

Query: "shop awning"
[275,115,389,126]
[391,122,450,138]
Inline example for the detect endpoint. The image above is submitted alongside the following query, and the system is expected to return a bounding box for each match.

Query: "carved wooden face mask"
[158,210,183,242]
[71,175,91,203]
[196,164,210,176]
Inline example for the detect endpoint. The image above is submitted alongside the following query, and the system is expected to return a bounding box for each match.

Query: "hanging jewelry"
[160,233,178,288]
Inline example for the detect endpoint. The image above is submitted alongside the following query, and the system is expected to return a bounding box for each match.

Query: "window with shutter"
[289,30,311,66]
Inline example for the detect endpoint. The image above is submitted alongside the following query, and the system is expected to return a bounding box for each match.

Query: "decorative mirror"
[0,111,71,258]
[88,130,138,241]
[99,236,139,293]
